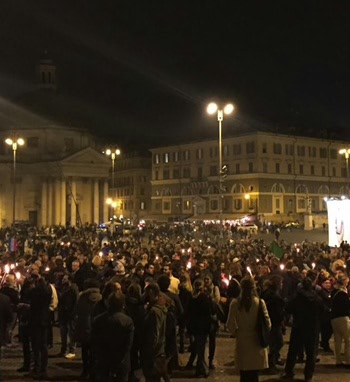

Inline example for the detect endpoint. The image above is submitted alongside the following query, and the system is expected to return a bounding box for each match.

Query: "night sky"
[0,1,349,150]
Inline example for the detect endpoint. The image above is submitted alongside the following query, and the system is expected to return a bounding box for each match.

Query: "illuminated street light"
[5,137,25,225]
[207,102,235,233]
[339,148,350,195]
[105,148,121,192]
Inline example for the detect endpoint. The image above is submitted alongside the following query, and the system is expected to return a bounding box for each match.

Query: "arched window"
[271,183,285,193]
[318,185,329,195]
[295,184,308,194]
[339,186,350,196]
[161,188,172,197]
[231,183,245,194]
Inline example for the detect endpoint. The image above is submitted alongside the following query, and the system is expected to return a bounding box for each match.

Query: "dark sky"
[0,0,349,149]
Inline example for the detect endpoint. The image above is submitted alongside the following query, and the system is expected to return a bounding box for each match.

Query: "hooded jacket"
[141,303,167,360]
[74,287,102,342]
[287,286,324,331]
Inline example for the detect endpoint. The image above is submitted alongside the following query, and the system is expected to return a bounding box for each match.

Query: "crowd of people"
[0,222,349,382]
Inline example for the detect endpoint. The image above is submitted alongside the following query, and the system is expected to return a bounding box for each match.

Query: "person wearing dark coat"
[187,279,216,378]
[125,283,145,382]
[261,275,285,373]
[281,277,324,382]
[57,274,79,358]
[141,282,168,382]
[330,274,350,367]
[0,274,20,346]
[91,292,134,382]
[92,281,120,318]
[319,278,333,353]
[157,274,184,372]
[27,275,52,380]
[178,273,193,353]
[0,292,12,380]
[73,279,102,381]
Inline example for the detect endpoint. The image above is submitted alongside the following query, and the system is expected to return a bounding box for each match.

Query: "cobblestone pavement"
[2,327,349,382]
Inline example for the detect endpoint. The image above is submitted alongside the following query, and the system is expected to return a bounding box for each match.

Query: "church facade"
[0,58,111,227]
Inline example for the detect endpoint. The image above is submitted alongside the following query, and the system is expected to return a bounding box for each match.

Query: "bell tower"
[36,52,57,90]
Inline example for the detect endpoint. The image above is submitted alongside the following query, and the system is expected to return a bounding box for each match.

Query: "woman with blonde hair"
[226,276,271,382]
[178,272,193,353]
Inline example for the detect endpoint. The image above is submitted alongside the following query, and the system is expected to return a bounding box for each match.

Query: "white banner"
[327,199,350,247]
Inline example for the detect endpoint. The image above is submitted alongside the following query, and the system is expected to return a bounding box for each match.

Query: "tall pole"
[339,148,350,196]
[111,153,116,194]
[12,143,17,225]
[207,102,234,237]
[346,154,349,194]
[5,138,24,226]
[218,110,223,232]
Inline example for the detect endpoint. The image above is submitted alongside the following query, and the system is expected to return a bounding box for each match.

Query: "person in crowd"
[73,278,102,381]
[261,275,285,373]
[57,274,79,359]
[141,282,168,382]
[92,281,120,318]
[178,273,193,353]
[318,276,333,353]
[226,276,271,382]
[187,279,216,378]
[162,264,180,294]
[0,288,12,380]
[203,274,221,369]
[157,274,183,372]
[125,283,145,382]
[132,263,145,290]
[47,278,58,349]
[17,275,34,373]
[0,274,20,346]
[144,263,156,283]
[91,291,134,382]
[27,275,52,380]
[330,273,350,367]
[281,277,324,382]
[71,260,85,292]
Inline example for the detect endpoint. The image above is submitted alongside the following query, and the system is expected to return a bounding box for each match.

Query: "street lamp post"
[5,137,25,225]
[339,148,350,195]
[207,102,234,233]
[105,148,121,194]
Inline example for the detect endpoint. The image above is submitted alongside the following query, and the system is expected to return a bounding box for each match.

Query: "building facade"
[0,127,111,227]
[150,132,350,222]
[110,151,152,223]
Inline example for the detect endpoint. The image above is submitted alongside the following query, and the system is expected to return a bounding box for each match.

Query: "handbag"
[256,298,270,348]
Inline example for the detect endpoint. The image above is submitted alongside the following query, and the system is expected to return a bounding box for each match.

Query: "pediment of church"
[59,147,110,178]
[61,147,110,166]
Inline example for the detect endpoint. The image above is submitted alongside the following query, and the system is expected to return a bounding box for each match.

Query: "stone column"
[70,179,77,227]
[47,180,53,226]
[93,180,99,224]
[41,181,48,227]
[61,180,66,226]
[54,179,61,225]
[103,180,109,222]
